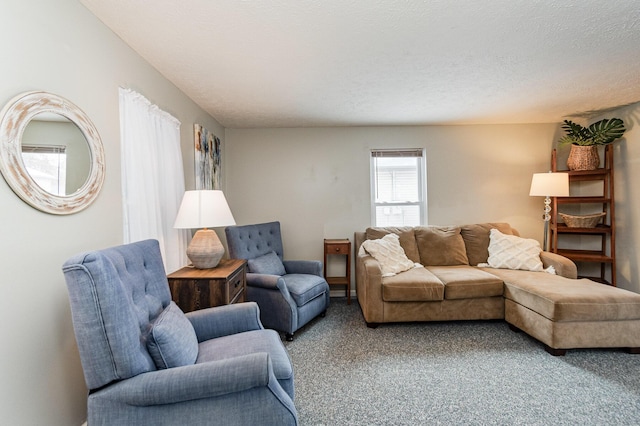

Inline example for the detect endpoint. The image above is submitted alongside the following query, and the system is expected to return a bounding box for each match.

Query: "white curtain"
[119,88,188,273]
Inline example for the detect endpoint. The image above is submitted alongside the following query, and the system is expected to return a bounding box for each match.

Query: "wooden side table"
[167,258,247,313]
[324,239,352,304]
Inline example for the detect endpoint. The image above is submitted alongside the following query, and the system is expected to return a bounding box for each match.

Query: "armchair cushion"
[283,274,329,307]
[146,301,199,369]
[248,251,286,275]
[196,329,295,396]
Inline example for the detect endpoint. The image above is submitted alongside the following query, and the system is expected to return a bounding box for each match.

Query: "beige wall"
[552,106,640,292]
[1,1,638,425]
[226,115,640,293]
[0,1,222,424]
[225,124,560,267]
[597,103,640,292]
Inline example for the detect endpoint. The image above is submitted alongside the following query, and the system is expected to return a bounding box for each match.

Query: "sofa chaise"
[355,223,640,355]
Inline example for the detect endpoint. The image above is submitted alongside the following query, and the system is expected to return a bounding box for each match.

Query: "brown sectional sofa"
[355,223,640,355]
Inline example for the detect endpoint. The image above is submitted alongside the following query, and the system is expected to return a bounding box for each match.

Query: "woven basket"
[566,145,600,171]
[560,212,606,228]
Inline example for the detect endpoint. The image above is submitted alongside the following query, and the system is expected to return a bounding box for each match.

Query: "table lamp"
[174,190,236,268]
[529,172,569,251]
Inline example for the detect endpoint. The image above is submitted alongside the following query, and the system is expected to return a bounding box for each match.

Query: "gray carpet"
[284,299,640,425]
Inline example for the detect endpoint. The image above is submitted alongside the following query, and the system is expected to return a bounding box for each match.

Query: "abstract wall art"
[194,123,220,190]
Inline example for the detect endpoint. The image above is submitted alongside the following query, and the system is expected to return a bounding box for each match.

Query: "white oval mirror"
[0,92,105,214]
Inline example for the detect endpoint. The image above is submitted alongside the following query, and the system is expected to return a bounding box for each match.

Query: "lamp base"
[186,228,224,269]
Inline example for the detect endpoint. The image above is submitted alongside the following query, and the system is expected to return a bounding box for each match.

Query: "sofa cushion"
[486,229,543,272]
[495,268,640,322]
[415,226,469,266]
[362,233,417,276]
[365,227,420,263]
[381,267,444,302]
[428,265,504,300]
[247,251,286,275]
[146,301,199,369]
[460,223,514,266]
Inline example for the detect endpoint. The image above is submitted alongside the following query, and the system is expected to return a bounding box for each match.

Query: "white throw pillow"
[486,228,544,272]
[362,233,417,277]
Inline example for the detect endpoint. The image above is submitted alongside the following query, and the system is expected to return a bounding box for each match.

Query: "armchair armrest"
[540,251,578,279]
[247,273,292,300]
[247,273,287,290]
[186,302,263,341]
[283,260,323,276]
[98,352,274,406]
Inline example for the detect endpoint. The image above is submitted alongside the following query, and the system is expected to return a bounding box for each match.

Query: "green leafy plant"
[558,118,626,146]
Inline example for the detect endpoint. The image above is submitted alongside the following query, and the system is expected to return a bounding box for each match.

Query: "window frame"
[370,148,427,227]
[21,144,67,196]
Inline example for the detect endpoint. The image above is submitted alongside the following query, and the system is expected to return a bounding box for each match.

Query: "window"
[371,149,426,227]
[21,145,67,195]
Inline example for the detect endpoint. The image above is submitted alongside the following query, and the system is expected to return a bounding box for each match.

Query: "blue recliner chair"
[62,239,297,426]
[225,221,330,341]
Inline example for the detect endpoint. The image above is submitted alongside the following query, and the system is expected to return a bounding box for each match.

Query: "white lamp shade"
[174,190,236,229]
[529,172,569,197]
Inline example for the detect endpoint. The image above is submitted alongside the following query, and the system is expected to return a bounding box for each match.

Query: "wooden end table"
[323,239,352,304]
[167,258,247,313]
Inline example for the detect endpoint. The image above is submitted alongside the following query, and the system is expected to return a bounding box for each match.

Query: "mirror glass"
[21,113,91,195]
[0,91,105,215]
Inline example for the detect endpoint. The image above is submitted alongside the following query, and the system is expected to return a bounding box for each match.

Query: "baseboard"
[329,289,356,299]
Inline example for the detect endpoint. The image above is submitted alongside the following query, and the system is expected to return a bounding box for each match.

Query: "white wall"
[0,1,223,424]
[225,124,560,266]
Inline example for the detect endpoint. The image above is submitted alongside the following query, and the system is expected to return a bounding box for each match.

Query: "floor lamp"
[529,172,569,252]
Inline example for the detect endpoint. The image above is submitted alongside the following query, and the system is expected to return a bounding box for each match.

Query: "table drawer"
[227,268,245,304]
[326,243,350,255]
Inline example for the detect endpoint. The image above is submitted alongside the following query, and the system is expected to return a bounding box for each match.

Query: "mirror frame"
[0,91,105,214]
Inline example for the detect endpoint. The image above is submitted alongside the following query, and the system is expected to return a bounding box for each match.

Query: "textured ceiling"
[81,0,640,128]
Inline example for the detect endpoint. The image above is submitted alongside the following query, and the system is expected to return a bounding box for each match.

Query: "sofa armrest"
[186,302,263,341]
[283,260,322,276]
[355,253,384,324]
[540,251,578,279]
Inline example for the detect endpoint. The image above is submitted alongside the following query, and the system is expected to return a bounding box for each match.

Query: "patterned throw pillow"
[487,228,543,272]
[362,233,417,277]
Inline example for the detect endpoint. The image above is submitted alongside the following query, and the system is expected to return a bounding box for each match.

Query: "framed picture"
[194,124,220,190]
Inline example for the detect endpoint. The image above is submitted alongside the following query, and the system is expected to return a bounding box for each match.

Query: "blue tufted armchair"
[62,239,297,425]
[225,221,330,341]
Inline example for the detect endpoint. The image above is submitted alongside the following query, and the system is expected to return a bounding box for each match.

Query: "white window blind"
[371,149,426,227]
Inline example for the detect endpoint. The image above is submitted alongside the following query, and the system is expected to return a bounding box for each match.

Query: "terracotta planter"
[567,145,600,171]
